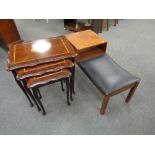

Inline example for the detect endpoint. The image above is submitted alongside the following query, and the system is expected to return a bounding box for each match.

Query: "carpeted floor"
[0,19,155,134]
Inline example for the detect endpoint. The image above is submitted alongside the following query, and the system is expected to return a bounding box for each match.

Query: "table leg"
[22,79,41,111]
[12,71,34,107]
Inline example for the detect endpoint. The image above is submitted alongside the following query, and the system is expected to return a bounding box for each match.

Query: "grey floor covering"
[0,19,155,134]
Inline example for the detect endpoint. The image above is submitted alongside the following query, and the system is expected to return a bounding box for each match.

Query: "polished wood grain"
[0,19,21,45]
[65,30,107,50]
[7,36,76,70]
[75,44,107,62]
[8,40,24,47]
[27,69,71,88]
[65,30,108,62]
[16,59,74,80]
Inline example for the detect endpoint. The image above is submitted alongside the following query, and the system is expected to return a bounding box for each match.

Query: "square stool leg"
[125,82,139,103]
[100,95,110,114]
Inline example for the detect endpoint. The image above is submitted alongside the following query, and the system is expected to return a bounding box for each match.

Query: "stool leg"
[125,82,139,103]
[100,95,110,115]
[37,88,42,99]
[32,88,46,115]
[61,80,65,91]
[11,71,34,107]
[66,78,70,106]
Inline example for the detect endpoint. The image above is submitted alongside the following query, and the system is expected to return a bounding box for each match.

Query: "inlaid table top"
[65,30,108,50]
[7,36,76,70]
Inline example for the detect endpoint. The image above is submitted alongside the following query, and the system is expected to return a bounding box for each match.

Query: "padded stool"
[79,54,140,114]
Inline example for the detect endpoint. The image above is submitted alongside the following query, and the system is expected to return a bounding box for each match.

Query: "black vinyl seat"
[79,54,140,95]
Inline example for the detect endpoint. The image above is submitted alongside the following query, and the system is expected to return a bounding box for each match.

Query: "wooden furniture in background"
[64,19,91,32]
[0,19,21,46]
[91,19,103,33]
[65,30,108,62]
[105,19,119,31]
[102,20,104,31]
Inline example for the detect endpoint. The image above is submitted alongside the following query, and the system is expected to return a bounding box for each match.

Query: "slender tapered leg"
[71,58,75,94]
[61,80,65,91]
[12,71,34,107]
[22,80,41,111]
[37,88,42,99]
[125,82,139,103]
[100,95,110,115]
[70,77,73,101]
[32,88,46,115]
[66,78,70,106]
[72,65,75,94]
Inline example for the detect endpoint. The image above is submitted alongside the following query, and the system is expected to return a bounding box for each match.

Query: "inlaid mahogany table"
[7,36,77,112]
[7,36,76,70]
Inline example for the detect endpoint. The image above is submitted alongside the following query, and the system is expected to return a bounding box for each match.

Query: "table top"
[65,30,107,50]
[7,36,76,70]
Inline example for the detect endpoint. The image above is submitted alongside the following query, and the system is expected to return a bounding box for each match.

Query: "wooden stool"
[79,54,140,115]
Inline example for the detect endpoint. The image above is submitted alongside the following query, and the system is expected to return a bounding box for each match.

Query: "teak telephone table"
[65,30,140,114]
